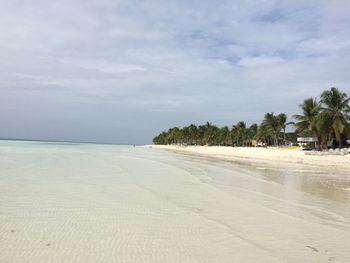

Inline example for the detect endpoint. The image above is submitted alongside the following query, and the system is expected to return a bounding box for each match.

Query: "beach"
[1,141,350,262]
[149,145,350,170]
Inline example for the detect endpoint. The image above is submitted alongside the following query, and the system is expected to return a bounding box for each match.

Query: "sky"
[0,0,349,144]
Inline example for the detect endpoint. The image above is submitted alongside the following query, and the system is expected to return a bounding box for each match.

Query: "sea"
[0,140,349,262]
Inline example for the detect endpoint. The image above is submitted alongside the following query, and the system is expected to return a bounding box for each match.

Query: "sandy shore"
[148,145,350,170]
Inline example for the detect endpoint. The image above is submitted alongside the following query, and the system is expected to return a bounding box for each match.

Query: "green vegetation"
[294,87,350,149]
[153,87,350,149]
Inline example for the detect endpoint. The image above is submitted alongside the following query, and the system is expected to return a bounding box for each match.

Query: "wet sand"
[1,141,350,262]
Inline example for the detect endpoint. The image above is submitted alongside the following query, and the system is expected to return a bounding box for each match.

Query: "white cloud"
[0,0,349,143]
[238,56,285,67]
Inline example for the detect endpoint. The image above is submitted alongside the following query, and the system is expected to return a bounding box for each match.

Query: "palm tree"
[236,121,247,145]
[261,113,281,146]
[167,127,181,144]
[219,126,230,146]
[188,124,199,145]
[197,124,207,145]
[232,121,248,146]
[317,112,334,149]
[180,126,190,145]
[230,125,238,146]
[277,113,287,144]
[203,122,219,146]
[248,123,258,141]
[320,87,350,148]
[293,98,321,148]
[257,124,270,145]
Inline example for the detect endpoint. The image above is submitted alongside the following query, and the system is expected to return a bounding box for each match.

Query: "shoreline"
[146,145,350,171]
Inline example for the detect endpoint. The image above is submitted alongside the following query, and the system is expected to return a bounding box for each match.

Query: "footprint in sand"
[306,245,318,252]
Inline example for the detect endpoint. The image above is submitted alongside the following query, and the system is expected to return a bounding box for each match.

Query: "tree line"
[153,87,350,149]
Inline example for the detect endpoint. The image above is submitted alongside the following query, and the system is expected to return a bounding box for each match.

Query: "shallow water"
[0,141,349,262]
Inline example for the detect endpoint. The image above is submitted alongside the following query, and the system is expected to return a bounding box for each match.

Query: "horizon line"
[0,137,142,146]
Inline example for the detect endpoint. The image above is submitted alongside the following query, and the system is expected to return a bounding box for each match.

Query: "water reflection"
[172,152,350,202]
[160,151,350,227]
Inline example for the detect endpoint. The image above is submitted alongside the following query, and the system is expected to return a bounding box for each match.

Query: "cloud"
[0,0,349,143]
[238,56,285,67]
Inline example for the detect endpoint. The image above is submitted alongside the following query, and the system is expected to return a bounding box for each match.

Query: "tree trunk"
[274,134,278,146]
[335,131,342,148]
[312,131,320,151]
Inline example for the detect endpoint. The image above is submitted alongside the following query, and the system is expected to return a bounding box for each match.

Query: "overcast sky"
[0,0,349,144]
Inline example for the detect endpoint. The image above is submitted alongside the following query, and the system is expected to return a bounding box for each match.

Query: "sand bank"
[149,145,350,170]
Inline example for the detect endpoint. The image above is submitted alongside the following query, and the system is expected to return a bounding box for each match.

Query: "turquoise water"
[0,140,350,262]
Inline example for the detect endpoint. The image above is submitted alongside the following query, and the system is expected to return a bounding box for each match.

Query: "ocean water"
[0,140,350,262]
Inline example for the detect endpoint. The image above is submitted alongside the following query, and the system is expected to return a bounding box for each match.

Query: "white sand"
[1,141,350,262]
[150,145,350,170]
